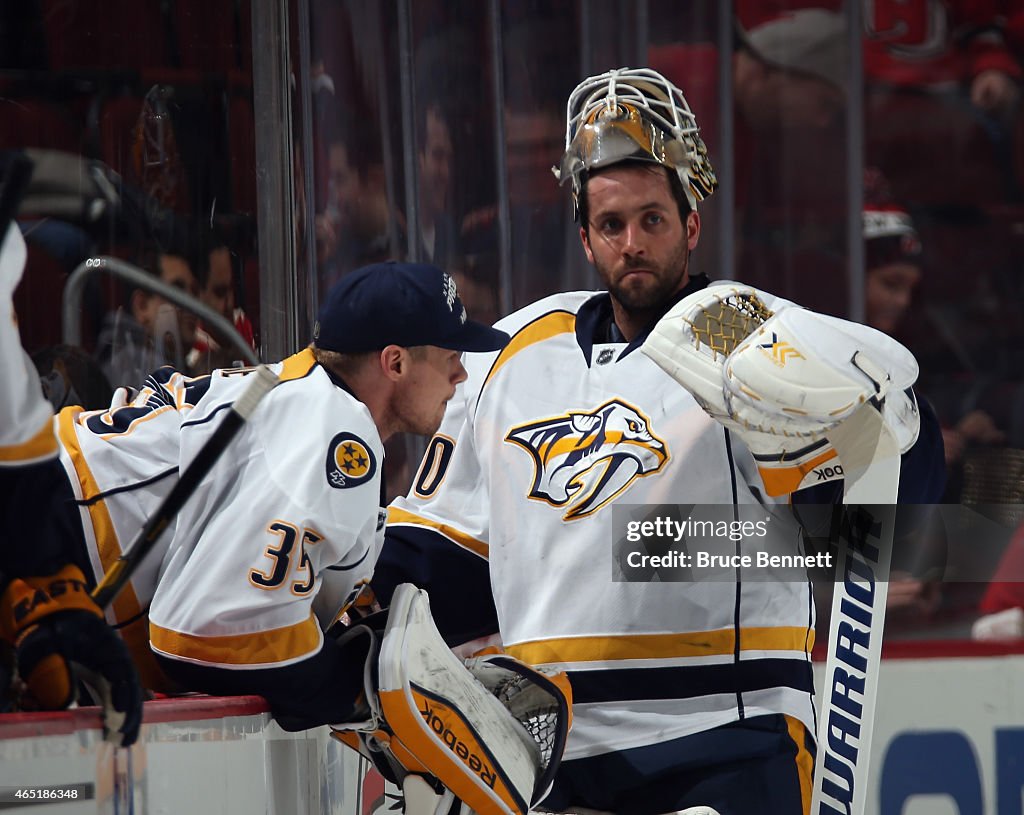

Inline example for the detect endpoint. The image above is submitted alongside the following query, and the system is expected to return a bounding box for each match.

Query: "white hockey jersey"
[388,288,817,761]
[55,366,200,686]
[149,348,386,670]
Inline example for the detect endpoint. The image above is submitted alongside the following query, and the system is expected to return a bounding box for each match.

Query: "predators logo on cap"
[326,432,377,489]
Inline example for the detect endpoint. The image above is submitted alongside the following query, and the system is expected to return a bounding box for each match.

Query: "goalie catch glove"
[331,584,572,815]
[641,284,920,496]
[460,652,572,806]
[0,565,143,747]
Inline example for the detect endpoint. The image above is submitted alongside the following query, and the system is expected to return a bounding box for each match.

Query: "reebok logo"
[815,464,844,481]
[418,698,497,789]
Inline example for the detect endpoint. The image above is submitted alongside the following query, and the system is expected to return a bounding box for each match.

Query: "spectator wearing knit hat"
[862,168,1006,477]
[863,169,924,335]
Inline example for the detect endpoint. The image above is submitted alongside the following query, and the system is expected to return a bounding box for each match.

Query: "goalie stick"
[810,399,897,815]
[91,364,278,609]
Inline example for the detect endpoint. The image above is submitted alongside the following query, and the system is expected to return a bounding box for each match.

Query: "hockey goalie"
[372,66,945,815]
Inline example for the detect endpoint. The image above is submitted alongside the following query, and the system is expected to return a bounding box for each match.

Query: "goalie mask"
[552,67,718,214]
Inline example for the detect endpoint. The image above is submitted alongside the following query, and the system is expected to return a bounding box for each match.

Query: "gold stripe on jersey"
[387,506,489,560]
[56,406,171,690]
[786,714,814,815]
[0,416,58,463]
[506,626,814,665]
[149,614,322,666]
[279,348,318,381]
[57,407,143,628]
[483,311,576,390]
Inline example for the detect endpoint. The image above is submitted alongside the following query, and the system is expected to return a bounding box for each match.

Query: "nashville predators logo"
[505,399,668,520]
[325,432,376,489]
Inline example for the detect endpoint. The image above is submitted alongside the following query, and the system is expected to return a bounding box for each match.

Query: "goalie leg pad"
[377,584,539,815]
[334,584,570,815]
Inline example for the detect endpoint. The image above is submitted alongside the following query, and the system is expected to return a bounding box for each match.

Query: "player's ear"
[686,210,701,251]
[579,226,595,264]
[379,345,405,381]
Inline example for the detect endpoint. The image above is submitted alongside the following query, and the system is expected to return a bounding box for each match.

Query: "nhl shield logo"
[505,398,668,520]
[326,432,377,489]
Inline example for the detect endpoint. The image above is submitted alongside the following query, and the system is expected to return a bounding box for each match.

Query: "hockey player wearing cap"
[147,261,507,703]
[373,68,946,814]
[4,247,571,813]
[146,263,576,815]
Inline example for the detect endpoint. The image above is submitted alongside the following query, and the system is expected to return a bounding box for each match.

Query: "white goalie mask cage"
[552,67,718,213]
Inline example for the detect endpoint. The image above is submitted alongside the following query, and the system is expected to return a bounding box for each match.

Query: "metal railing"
[62,256,261,368]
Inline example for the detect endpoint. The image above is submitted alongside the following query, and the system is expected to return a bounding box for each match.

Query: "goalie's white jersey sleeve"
[149,348,386,670]
[387,287,817,762]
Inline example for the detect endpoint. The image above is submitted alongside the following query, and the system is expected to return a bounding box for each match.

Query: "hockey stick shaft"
[91,364,278,609]
[811,407,898,815]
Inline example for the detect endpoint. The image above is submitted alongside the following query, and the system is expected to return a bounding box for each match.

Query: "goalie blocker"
[331,584,572,815]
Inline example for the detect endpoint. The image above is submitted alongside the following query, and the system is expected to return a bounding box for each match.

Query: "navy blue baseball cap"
[313,262,510,353]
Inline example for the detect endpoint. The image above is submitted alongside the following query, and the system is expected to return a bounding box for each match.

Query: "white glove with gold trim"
[642,284,920,496]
